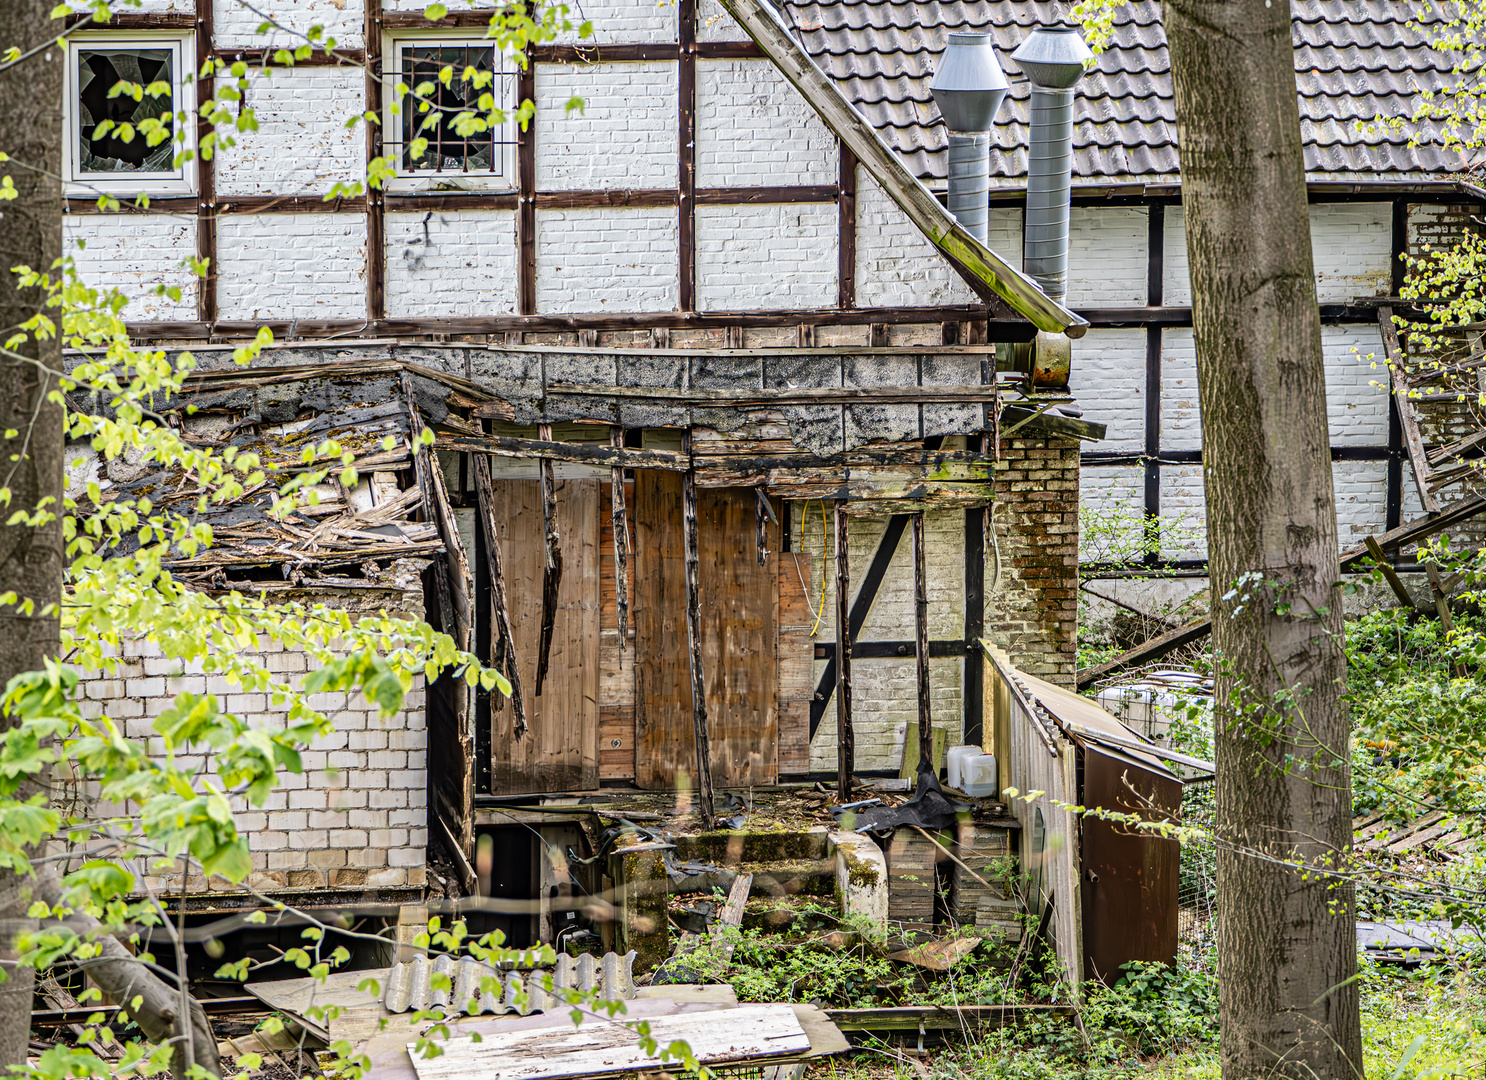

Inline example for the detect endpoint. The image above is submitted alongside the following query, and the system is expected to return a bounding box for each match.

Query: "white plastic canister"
[961,753,998,798]
[945,745,980,789]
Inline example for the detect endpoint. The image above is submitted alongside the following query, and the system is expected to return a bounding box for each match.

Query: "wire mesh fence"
[1178,777,1217,949]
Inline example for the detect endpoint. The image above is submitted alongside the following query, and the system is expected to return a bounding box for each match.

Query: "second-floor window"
[385,39,517,190]
[64,33,196,196]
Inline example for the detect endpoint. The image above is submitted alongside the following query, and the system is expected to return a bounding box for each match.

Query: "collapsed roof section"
[775,0,1478,186]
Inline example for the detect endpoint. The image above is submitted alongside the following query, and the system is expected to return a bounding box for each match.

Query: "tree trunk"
[0,1,65,1071]
[1165,2,1362,1077]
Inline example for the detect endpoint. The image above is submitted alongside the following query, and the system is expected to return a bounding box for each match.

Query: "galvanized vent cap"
[929,33,1010,133]
[1011,27,1093,90]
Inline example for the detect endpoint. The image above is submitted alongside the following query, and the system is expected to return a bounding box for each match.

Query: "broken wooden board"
[403,1003,810,1080]
[887,935,981,971]
[244,969,385,1042]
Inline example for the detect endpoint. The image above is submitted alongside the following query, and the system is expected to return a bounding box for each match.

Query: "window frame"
[381,33,519,193]
[63,30,197,197]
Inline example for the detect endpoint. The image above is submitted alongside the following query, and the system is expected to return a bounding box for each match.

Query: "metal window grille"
[392,42,516,180]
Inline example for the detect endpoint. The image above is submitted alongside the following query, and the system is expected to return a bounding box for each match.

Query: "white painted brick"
[854,169,979,308]
[696,60,835,187]
[1158,326,1201,453]
[214,0,364,50]
[1159,465,1207,561]
[1079,465,1144,562]
[215,68,365,196]
[1323,324,1390,446]
[697,0,747,39]
[1333,460,1390,547]
[1164,202,1391,306]
[696,202,836,311]
[555,0,675,41]
[1066,327,1146,451]
[1066,206,1147,307]
[64,214,197,321]
[536,207,679,313]
[216,212,368,320]
[536,63,677,189]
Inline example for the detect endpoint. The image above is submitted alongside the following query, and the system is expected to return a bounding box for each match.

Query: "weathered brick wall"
[213,0,363,49]
[696,60,836,187]
[385,209,519,318]
[535,63,678,189]
[695,203,838,311]
[64,214,198,321]
[986,438,1079,684]
[73,635,428,896]
[214,68,365,195]
[536,207,680,313]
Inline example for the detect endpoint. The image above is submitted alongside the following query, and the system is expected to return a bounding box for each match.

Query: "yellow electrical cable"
[809,499,828,636]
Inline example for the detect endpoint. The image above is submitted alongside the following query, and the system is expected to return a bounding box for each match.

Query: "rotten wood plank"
[435,432,690,471]
[543,382,1001,405]
[611,427,630,651]
[834,500,853,798]
[473,455,527,736]
[1364,535,1416,612]
[913,512,931,772]
[683,442,716,828]
[535,424,563,697]
[1380,306,1441,513]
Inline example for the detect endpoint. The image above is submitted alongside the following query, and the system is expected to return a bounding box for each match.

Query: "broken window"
[65,35,195,195]
[386,39,517,189]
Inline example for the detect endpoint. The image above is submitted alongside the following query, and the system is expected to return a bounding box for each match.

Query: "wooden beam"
[434,432,690,471]
[1339,492,1486,569]
[365,0,385,323]
[517,62,536,316]
[611,427,630,651]
[834,500,853,798]
[838,142,856,309]
[473,456,527,735]
[715,0,1086,337]
[1364,535,1416,611]
[695,185,837,204]
[913,513,931,771]
[682,434,715,827]
[1074,617,1214,690]
[1379,306,1440,513]
[678,0,697,313]
[210,47,366,66]
[216,195,369,214]
[195,0,216,325]
[534,424,562,697]
[543,382,1000,405]
[1423,559,1469,678]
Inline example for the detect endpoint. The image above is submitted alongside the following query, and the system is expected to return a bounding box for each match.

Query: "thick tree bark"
[0,2,65,1071]
[1165,2,1362,1077]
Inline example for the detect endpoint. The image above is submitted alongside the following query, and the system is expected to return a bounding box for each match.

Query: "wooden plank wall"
[778,544,814,777]
[487,478,601,793]
[634,473,691,790]
[600,480,637,781]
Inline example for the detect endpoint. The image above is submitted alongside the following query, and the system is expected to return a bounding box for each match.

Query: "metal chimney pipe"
[929,33,1009,244]
[1011,27,1091,303]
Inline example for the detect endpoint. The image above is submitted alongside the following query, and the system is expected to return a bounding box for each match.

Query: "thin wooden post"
[835,500,853,798]
[913,512,931,772]
[535,423,562,696]
[473,456,527,735]
[755,489,770,565]
[610,426,629,651]
[683,432,716,827]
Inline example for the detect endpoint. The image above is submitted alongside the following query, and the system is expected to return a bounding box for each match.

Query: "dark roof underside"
[777,0,1476,185]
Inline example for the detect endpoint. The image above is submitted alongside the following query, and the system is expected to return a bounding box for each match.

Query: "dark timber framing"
[834,500,852,797]
[678,0,697,313]
[517,62,537,316]
[838,143,857,309]
[365,0,384,322]
[194,0,216,324]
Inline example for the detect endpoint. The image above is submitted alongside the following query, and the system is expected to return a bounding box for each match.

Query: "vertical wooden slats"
[535,424,562,694]
[473,455,526,734]
[834,500,852,796]
[912,512,930,770]
[682,444,715,826]
[611,427,630,648]
[488,478,601,793]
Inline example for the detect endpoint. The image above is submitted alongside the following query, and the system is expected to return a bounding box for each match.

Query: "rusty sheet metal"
[779,0,1465,184]
[381,951,638,1015]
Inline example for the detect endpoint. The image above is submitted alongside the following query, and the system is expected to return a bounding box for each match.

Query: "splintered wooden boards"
[487,478,600,793]
[635,477,779,789]
[404,1003,810,1080]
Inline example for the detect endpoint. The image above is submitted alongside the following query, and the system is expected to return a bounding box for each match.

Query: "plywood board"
[405,1003,810,1080]
[599,705,635,781]
[488,478,601,794]
[635,479,779,789]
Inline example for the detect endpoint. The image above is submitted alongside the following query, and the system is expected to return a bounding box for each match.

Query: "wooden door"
[487,478,601,794]
[634,476,778,790]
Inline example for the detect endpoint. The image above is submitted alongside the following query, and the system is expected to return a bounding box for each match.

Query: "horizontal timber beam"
[815,640,969,660]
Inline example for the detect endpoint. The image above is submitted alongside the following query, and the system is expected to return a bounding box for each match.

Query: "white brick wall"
[1158,326,1201,453]
[1066,328,1145,451]
[133,0,192,11]
[854,169,979,308]
[535,63,678,189]
[1066,206,1147,307]
[697,0,748,41]
[696,60,835,187]
[803,510,967,772]
[73,635,427,893]
[215,68,365,196]
[1323,323,1390,446]
[1165,202,1391,305]
[386,209,518,317]
[1159,464,1207,561]
[1334,460,1389,547]
[214,0,364,50]
[696,203,836,311]
[551,0,677,41]
[536,206,679,313]
[1079,465,1145,562]
[66,214,198,322]
[217,212,368,320]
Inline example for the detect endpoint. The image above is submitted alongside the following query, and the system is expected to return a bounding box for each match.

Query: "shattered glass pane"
[77,48,175,175]
[400,44,505,174]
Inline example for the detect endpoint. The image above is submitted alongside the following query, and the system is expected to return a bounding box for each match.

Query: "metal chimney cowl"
[1010,26,1093,90]
[929,34,1009,246]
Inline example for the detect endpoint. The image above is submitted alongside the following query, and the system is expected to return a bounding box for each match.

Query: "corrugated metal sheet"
[382,951,638,1015]
[778,0,1468,184]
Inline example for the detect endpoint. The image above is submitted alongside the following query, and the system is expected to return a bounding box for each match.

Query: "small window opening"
[77,48,175,173]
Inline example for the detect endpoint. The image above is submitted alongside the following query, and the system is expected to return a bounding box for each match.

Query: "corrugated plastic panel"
[382,950,638,1015]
